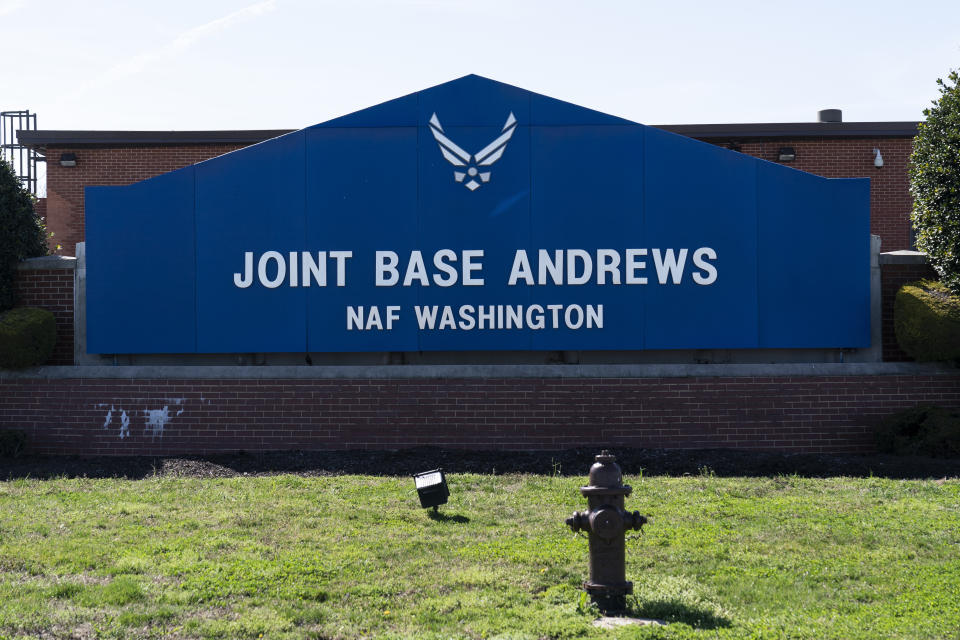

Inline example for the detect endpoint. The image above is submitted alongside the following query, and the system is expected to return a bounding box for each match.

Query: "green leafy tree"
[0,159,47,311]
[910,69,960,296]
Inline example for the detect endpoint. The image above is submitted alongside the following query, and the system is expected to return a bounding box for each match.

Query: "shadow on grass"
[628,597,731,630]
[2,446,959,480]
[426,510,470,524]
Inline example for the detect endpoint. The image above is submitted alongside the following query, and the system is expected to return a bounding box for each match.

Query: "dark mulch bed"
[2,447,959,480]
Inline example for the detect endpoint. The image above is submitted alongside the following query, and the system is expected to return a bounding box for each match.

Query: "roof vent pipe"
[818,109,842,123]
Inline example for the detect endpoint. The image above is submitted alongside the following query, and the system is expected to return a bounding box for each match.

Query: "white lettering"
[625,249,648,285]
[526,304,545,330]
[258,251,286,288]
[365,306,383,330]
[415,305,438,329]
[407,304,604,331]
[458,305,476,330]
[462,250,484,285]
[302,251,326,286]
[565,304,583,329]
[508,250,534,286]
[403,251,429,287]
[478,305,494,329]
[692,247,718,285]
[566,249,592,285]
[587,305,603,328]
[597,249,621,285]
[439,306,456,329]
[653,248,687,285]
[233,252,253,288]
[506,305,523,328]
[329,250,352,287]
[347,306,363,330]
[433,249,458,287]
[346,306,396,330]
[386,306,400,330]
[236,247,708,290]
[376,251,399,287]
[547,304,563,327]
[288,251,299,287]
[539,250,563,285]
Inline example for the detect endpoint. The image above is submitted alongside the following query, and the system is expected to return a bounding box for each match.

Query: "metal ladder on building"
[1,109,40,195]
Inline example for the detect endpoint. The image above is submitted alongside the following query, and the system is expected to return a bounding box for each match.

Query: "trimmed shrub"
[0,430,27,458]
[876,405,960,458]
[894,280,960,361]
[0,307,56,369]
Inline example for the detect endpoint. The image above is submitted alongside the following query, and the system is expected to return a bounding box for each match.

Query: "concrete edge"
[1,362,956,380]
[879,251,929,265]
[16,255,77,271]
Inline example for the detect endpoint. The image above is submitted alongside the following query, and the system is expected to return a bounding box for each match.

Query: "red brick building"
[18,116,919,258]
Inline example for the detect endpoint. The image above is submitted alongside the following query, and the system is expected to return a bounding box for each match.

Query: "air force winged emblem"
[428,112,517,191]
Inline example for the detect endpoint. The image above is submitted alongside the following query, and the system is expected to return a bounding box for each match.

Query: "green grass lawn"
[0,470,958,639]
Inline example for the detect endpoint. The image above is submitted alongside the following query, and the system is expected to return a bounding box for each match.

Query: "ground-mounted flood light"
[413,468,449,511]
[777,147,796,162]
[59,153,77,167]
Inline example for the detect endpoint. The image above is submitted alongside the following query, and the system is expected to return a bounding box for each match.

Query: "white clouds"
[0,0,24,17]
[169,0,277,51]
[76,0,277,96]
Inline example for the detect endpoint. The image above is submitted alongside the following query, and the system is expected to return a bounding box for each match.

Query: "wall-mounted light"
[777,147,796,162]
[873,148,884,168]
[59,153,77,167]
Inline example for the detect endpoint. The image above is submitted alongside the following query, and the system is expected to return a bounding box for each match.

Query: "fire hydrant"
[566,450,647,613]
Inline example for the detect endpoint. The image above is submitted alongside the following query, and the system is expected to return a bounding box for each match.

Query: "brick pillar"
[14,256,77,365]
[879,252,938,361]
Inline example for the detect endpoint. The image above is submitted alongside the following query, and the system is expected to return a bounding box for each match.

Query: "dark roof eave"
[17,120,920,150]
[655,121,919,139]
[16,129,296,150]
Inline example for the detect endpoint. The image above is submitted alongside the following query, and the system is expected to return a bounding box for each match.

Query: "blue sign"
[85,75,870,354]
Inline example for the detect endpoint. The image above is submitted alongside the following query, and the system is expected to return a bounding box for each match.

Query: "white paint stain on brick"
[119,410,130,439]
[96,399,185,439]
[145,406,170,438]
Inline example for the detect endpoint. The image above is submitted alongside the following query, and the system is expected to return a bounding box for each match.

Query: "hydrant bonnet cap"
[587,450,623,489]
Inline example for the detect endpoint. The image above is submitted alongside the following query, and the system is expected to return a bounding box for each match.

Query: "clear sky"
[2,0,960,132]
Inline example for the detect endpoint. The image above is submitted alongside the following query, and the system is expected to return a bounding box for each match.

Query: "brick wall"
[1,374,957,456]
[881,262,939,361]
[45,144,246,256]
[721,137,914,252]
[14,262,75,365]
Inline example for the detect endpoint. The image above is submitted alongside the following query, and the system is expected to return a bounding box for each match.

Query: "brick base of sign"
[2,374,958,456]
[14,266,75,365]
